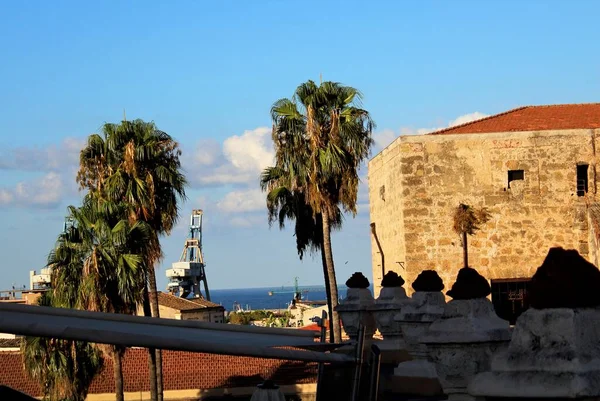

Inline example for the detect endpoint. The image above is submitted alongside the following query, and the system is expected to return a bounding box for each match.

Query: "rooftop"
[430,103,600,135]
[157,292,223,311]
[188,296,223,309]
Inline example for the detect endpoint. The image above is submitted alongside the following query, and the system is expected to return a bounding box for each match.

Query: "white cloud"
[0,137,85,208]
[372,111,490,152]
[0,172,64,208]
[191,139,222,167]
[0,190,13,206]
[216,188,264,213]
[185,127,274,187]
[372,129,397,153]
[2,137,85,172]
[223,127,273,172]
[228,215,264,228]
[449,112,488,127]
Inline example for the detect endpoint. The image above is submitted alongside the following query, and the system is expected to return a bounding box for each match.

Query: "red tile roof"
[188,297,223,309]
[157,292,223,311]
[430,103,600,135]
[298,324,321,332]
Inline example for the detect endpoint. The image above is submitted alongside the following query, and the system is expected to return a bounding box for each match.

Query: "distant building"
[368,103,600,318]
[0,289,44,305]
[137,292,225,323]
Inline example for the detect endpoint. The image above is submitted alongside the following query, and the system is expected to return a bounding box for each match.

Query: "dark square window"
[491,278,531,325]
[577,164,589,197]
[508,170,524,189]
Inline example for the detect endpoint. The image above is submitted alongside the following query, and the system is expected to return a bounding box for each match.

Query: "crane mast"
[165,209,211,300]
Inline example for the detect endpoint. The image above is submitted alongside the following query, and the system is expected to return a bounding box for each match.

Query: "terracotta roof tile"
[430,103,600,135]
[157,292,222,311]
[188,297,223,309]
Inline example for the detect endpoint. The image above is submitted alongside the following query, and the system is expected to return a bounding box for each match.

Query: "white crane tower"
[165,209,211,300]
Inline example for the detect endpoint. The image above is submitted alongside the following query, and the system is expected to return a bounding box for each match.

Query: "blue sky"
[0,1,599,290]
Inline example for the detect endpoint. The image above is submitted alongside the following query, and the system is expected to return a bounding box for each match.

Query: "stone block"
[470,308,600,399]
[336,288,376,341]
[422,298,511,401]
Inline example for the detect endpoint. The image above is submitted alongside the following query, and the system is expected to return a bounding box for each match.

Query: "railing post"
[315,310,327,401]
[368,344,381,401]
[351,324,366,401]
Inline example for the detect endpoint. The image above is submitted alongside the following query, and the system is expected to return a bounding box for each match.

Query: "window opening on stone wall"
[577,164,589,197]
[507,170,524,189]
[491,278,530,325]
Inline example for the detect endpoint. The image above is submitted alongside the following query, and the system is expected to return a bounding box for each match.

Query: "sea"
[209,285,366,312]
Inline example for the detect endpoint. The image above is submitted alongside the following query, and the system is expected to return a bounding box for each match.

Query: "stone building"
[137,292,225,323]
[368,103,600,317]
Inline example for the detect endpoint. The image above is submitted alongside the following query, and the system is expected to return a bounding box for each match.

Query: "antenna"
[320,73,323,84]
[123,109,127,122]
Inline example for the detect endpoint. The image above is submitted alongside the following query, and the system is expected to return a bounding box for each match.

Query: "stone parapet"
[336,287,376,341]
[371,286,411,363]
[470,307,600,399]
[422,298,511,401]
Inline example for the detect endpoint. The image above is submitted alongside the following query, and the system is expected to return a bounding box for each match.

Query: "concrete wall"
[136,305,224,323]
[181,309,225,323]
[290,305,328,327]
[368,129,600,296]
[158,305,180,319]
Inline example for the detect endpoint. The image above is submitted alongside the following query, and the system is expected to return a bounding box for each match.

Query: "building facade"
[137,292,225,323]
[368,104,600,304]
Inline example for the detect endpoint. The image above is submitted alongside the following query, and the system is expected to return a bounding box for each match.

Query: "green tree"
[77,119,187,401]
[21,292,103,401]
[48,200,150,401]
[260,166,342,341]
[265,80,375,342]
[452,203,491,268]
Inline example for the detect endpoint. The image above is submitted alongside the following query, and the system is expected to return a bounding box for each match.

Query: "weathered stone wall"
[181,309,225,323]
[368,129,600,296]
[135,305,224,323]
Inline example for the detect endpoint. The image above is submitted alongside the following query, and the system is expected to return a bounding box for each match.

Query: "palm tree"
[452,203,491,268]
[77,119,187,401]
[49,199,150,401]
[260,166,342,341]
[22,291,103,401]
[267,80,375,341]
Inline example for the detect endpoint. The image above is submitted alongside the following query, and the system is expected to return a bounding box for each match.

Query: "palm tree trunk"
[320,241,334,343]
[143,285,158,401]
[114,350,124,401]
[148,268,164,401]
[462,231,469,268]
[321,208,342,342]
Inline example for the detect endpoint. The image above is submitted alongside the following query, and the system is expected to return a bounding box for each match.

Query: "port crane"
[268,277,307,300]
[165,209,211,300]
[267,277,325,303]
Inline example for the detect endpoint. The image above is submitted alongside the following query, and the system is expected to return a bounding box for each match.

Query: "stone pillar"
[469,247,600,400]
[394,291,445,378]
[422,298,510,401]
[470,308,600,400]
[422,267,511,401]
[335,273,376,342]
[371,272,411,363]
